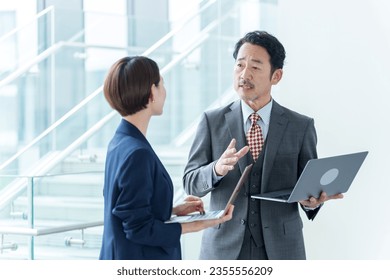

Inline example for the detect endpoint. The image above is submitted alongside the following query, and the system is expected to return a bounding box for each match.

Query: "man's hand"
[299,191,344,209]
[214,139,250,176]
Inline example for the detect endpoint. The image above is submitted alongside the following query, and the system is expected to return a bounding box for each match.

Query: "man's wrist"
[212,162,224,185]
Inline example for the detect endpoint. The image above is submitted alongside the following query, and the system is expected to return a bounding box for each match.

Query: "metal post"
[27,177,35,260]
[50,7,57,151]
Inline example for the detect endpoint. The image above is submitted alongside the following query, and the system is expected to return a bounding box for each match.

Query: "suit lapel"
[225,100,250,174]
[261,101,289,192]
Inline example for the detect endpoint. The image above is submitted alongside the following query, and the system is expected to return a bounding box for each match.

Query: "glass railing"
[0,6,55,82]
[0,0,242,217]
[0,8,177,166]
[0,171,104,260]
[0,0,240,176]
[0,0,276,259]
[0,145,191,260]
[0,43,130,167]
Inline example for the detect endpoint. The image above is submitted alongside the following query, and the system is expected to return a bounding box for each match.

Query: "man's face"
[233,42,282,110]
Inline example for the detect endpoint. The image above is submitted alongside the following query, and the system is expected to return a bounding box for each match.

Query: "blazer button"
[240,219,246,225]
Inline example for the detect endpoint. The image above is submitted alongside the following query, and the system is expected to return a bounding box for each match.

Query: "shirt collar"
[241,99,273,126]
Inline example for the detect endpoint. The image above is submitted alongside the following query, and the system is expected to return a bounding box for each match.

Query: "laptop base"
[165,210,225,224]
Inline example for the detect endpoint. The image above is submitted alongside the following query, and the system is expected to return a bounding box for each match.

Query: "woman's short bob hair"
[103,56,160,116]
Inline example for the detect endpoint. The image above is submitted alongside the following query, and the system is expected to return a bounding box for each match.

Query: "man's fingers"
[216,139,248,176]
[318,191,343,203]
[328,193,344,200]
[226,147,237,156]
[227,138,236,149]
[222,139,237,157]
[235,146,250,158]
[221,165,234,172]
[217,163,234,174]
[223,147,237,158]
[224,139,248,159]
[221,157,238,165]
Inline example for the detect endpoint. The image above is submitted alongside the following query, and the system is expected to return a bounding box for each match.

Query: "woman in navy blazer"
[99,56,233,260]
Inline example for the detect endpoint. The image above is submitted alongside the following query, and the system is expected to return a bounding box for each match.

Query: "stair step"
[35,172,104,197]
[13,196,103,221]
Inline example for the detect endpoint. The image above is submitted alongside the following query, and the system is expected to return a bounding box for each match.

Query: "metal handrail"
[0,85,102,170]
[0,0,219,171]
[0,0,242,260]
[0,16,227,211]
[0,3,232,213]
[142,0,215,57]
[1,15,220,174]
[0,170,104,179]
[0,0,214,90]
[0,13,125,88]
[0,41,60,89]
[0,112,116,210]
[0,6,54,43]
[0,221,102,236]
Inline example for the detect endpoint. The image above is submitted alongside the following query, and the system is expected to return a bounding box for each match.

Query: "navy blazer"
[99,119,182,260]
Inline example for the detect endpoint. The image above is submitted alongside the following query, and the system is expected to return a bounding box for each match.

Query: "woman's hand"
[181,205,234,234]
[172,195,205,216]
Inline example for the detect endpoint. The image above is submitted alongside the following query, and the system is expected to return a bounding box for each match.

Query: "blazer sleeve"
[112,149,181,247]
[183,112,218,197]
[298,118,321,221]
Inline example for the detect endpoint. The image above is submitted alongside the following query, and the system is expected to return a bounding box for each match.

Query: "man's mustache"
[238,79,254,88]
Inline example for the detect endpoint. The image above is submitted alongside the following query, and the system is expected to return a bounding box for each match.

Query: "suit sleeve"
[298,118,321,220]
[112,149,181,247]
[183,113,218,197]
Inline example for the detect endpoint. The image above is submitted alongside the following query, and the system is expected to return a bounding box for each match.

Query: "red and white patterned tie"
[246,113,264,161]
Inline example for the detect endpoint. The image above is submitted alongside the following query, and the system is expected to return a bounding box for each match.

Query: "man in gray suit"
[183,31,343,260]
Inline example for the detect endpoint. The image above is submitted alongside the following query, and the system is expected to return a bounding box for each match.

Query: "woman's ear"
[149,84,156,103]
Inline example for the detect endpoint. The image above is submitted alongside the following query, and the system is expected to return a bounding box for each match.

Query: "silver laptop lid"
[287,151,368,202]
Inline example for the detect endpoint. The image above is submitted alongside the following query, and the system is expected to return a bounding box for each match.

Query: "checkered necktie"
[246,113,264,161]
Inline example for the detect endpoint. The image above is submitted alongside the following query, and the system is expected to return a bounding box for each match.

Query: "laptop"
[251,151,368,203]
[165,164,253,223]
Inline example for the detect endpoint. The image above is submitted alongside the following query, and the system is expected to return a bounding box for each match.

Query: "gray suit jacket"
[183,100,319,260]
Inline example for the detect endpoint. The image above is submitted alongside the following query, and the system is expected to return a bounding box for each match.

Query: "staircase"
[0,0,257,260]
[0,151,105,259]
[0,147,189,259]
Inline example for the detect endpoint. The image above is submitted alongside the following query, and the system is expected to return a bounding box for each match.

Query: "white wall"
[275,0,390,259]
